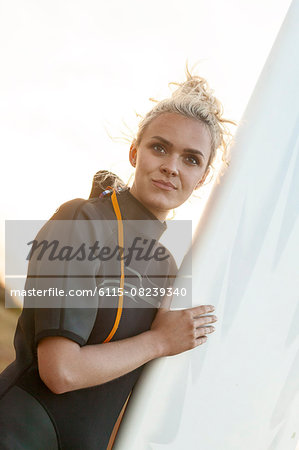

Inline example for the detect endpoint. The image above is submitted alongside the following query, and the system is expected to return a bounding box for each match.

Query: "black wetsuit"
[0,189,177,449]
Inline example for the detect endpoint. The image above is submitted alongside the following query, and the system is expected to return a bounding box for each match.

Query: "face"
[129,112,212,221]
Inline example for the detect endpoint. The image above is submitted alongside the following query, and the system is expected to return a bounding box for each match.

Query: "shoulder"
[50,196,115,221]
[50,198,87,220]
[31,197,116,247]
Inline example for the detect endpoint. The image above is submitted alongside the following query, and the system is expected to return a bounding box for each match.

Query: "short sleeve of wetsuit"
[25,199,106,347]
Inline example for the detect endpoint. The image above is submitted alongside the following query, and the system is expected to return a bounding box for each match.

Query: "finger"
[190,304,215,317]
[196,326,215,338]
[196,336,207,345]
[194,315,218,327]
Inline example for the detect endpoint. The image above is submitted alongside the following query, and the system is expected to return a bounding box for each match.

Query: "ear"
[129,142,137,168]
[194,166,210,190]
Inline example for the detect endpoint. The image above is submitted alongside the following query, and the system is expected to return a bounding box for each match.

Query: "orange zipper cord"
[103,189,125,343]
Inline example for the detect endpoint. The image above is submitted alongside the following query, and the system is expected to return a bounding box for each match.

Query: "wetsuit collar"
[116,189,167,240]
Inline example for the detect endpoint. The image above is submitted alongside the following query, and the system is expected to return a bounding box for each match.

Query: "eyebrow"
[150,135,205,158]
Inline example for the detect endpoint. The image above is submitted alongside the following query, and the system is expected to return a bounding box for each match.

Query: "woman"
[0,70,233,449]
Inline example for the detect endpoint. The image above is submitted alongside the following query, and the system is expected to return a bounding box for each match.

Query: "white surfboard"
[113,1,299,449]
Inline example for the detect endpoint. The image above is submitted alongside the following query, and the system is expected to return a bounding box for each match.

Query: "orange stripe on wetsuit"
[103,189,125,343]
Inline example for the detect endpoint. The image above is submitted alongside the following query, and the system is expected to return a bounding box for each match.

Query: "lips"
[152,179,177,191]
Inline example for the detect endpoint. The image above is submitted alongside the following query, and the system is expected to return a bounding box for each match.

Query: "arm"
[38,303,217,394]
[38,329,160,394]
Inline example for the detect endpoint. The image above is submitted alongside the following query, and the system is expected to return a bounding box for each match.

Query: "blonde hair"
[135,64,236,172]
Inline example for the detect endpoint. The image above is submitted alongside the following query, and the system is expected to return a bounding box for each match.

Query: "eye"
[185,155,200,166]
[152,144,166,154]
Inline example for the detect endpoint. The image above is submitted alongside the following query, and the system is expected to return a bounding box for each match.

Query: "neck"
[128,188,168,222]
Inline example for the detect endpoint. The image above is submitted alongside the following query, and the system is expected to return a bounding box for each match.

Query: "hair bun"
[170,75,223,118]
[172,76,209,97]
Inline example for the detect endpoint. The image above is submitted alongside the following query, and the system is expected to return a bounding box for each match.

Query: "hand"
[150,296,217,357]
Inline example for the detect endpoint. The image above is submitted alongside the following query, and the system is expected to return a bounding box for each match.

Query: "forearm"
[59,330,162,393]
[39,304,217,394]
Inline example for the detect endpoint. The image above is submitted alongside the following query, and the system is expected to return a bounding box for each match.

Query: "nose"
[160,158,179,177]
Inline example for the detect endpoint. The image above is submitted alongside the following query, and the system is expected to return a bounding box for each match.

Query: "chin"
[140,188,183,214]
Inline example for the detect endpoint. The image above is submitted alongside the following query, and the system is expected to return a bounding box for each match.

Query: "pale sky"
[0,0,292,281]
